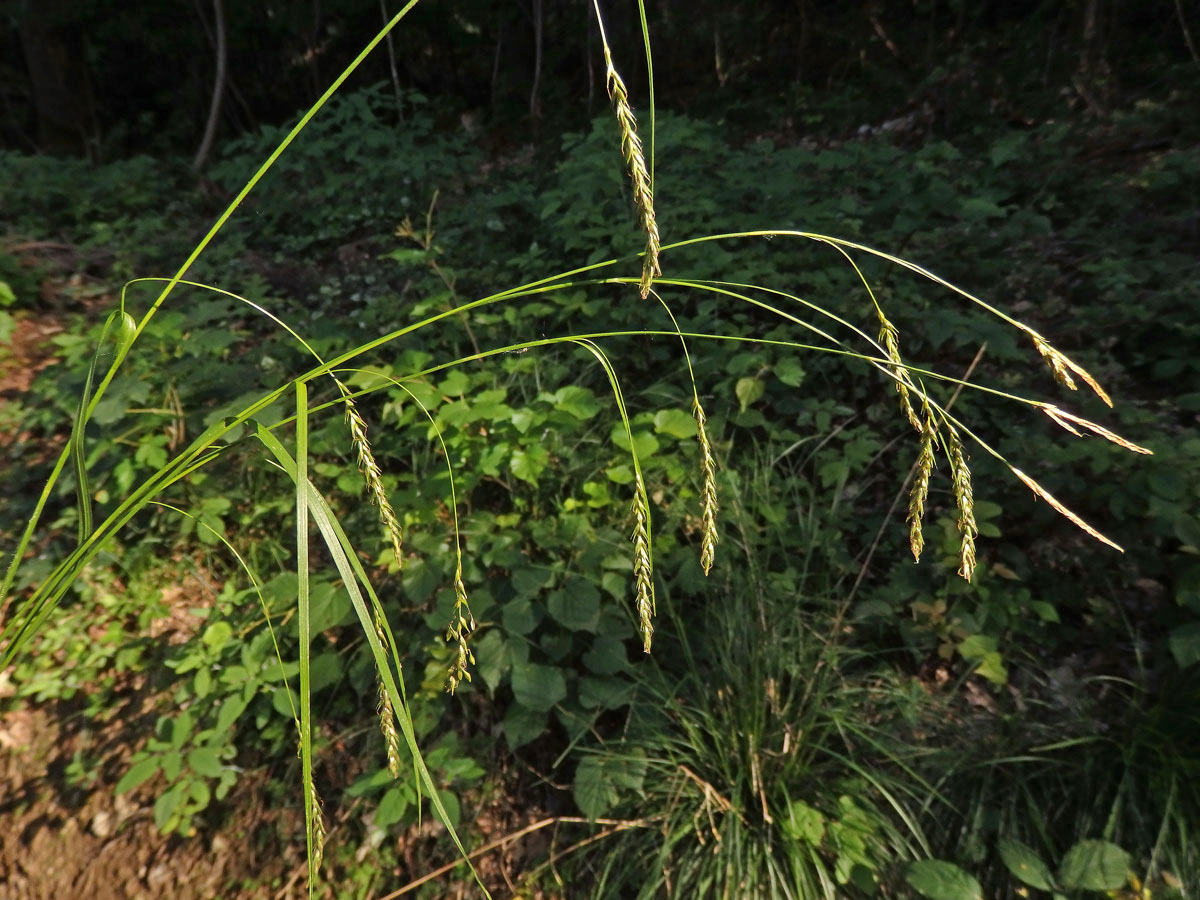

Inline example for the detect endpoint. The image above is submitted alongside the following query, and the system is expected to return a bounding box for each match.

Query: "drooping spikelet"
[602,46,661,299]
[1041,405,1153,455]
[907,404,938,563]
[1010,467,1124,552]
[308,777,326,874]
[877,314,922,432]
[1027,332,1113,407]
[694,399,719,575]
[374,611,402,779]
[444,565,476,695]
[631,474,655,652]
[945,425,978,582]
[338,381,405,567]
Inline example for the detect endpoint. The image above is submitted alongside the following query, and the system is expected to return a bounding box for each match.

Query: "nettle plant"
[0,1,1150,895]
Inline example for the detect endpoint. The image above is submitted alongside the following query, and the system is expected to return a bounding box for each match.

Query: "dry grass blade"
[631,474,655,652]
[694,399,719,574]
[1028,332,1113,407]
[1042,405,1153,454]
[946,425,978,581]
[1011,467,1124,551]
[445,566,476,694]
[602,45,661,298]
[877,314,921,432]
[907,405,938,562]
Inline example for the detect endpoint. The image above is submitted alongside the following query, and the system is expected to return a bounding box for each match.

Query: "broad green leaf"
[510,662,567,711]
[578,675,633,710]
[375,784,411,827]
[735,376,764,412]
[573,751,647,820]
[609,424,659,459]
[436,789,461,827]
[503,703,546,750]
[905,860,983,900]
[1058,840,1130,891]
[974,652,1008,685]
[1168,623,1200,669]
[553,386,602,419]
[583,635,631,675]
[187,747,223,778]
[782,800,825,845]
[957,634,997,659]
[473,629,510,692]
[201,621,232,651]
[502,597,539,635]
[775,357,806,387]
[547,578,601,631]
[653,408,696,439]
[512,566,554,597]
[574,755,618,819]
[115,757,161,795]
[153,783,186,831]
[510,445,550,486]
[998,839,1055,891]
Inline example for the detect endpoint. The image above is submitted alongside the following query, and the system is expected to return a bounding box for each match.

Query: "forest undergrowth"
[1,4,1199,899]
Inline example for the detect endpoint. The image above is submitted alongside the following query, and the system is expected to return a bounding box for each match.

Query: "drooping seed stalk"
[308,776,326,874]
[600,43,661,298]
[907,403,938,563]
[945,424,978,581]
[445,565,476,694]
[374,614,402,778]
[694,398,719,575]
[877,314,922,432]
[1026,330,1113,407]
[631,474,655,652]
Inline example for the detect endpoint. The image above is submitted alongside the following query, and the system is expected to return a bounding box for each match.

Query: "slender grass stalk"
[650,291,719,574]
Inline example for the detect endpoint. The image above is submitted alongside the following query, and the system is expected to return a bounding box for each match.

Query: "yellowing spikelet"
[602,47,661,298]
[694,399,719,575]
[907,405,938,562]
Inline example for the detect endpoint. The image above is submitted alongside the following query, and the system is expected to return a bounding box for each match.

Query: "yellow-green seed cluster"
[631,474,655,653]
[694,399,719,575]
[603,47,661,299]
[445,566,476,694]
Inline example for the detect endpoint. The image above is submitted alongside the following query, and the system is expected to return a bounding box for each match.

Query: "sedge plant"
[0,1,1153,896]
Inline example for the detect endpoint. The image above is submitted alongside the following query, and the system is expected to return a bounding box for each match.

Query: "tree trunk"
[17,0,97,156]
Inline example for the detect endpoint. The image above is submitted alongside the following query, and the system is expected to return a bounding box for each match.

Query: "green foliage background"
[1,2,1199,897]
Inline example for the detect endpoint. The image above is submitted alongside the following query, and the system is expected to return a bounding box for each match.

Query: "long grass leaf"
[253,423,490,898]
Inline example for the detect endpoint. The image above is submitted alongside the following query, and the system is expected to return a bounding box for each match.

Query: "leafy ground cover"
[1,13,1199,899]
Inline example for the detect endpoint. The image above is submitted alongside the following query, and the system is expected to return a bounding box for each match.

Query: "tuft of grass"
[564,585,933,900]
